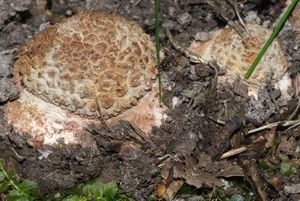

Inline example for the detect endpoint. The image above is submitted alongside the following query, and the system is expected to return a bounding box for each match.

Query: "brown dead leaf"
[173,163,224,188]
[265,128,276,149]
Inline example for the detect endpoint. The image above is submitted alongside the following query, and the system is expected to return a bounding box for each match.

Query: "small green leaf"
[280,163,297,176]
[81,179,119,200]
[82,179,103,197]
[99,182,118,200]
[0,171,6,182]
[6,190,25,201]
[0,158,5,167]
[18,180,40,197]
[6,170,18,181]
[61,194,83,201]
[0,181,10,192]
[231,194,244,201]
[258,160,277,173]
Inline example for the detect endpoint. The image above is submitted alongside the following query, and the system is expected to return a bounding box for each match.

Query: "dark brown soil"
[0,0,299,200]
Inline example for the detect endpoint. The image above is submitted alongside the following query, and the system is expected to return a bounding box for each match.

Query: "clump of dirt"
[0,0,299,201]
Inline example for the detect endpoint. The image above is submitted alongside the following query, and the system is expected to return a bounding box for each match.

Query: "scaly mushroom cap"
[189,23,287,86]
[15,12,157,119]
[290,2,300,32]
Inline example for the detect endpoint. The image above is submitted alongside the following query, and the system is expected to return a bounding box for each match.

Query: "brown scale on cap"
[15,12,157,119]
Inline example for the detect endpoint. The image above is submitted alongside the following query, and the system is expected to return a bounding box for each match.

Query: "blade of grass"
[154,0,163,105]
[244,0,299,79]
[0,160,21,193]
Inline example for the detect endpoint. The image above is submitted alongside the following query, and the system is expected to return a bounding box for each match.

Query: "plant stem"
[154,0,163,105]
[244,0,299,79]
[0,161,21,192]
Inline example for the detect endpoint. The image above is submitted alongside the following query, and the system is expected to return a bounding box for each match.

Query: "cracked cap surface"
[15,12,157,119]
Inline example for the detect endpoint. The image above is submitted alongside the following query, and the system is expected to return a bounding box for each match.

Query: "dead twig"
[226,0,249,33]
[247,119,300,135]
[220,146,247,159]
[132,0,143,7]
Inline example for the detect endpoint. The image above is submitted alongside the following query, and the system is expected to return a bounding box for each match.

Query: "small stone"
[194,31,209,42]
[0,79,19,103]
[165,116,173,123]
[284,183,300,194]
[263,20,271,28]
[177,12,192,26]
[245,11,259,24]
[9,0,31,12]
[205,13,213,22]
[233,81,248,98]
[0,50,14,78]
[132,15,140,20]
[65,10,73,16]
[168,7,176,17]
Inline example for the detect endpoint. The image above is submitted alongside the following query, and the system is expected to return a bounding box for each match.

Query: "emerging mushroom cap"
[15,12,157,119]
[189,23,289,97]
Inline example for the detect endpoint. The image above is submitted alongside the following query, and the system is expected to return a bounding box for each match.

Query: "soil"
[0,0,300,201]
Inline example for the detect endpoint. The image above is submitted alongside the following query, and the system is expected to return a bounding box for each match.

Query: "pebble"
[165,116,173,123]
[0,79,19,103]
[262,20,271,28]
[162,20,175,29]
[65,10,73,16]
[9,0,31,12]
[168,7,176,17]
[177,12,192,26]
[245,11,261,24]
[0,51,13,78]
[284,183,300,194]
[194,31,209,42]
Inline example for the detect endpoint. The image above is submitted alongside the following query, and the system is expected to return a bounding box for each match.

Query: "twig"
[247,119,300,135]
[133,0,143,7]
[10,148,25,160]
[227,0,248,33]
[220,146,247,159]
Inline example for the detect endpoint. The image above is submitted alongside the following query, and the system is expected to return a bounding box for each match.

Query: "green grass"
[244,0,299,79]
[154,0,163,105]
[0,158,133,201]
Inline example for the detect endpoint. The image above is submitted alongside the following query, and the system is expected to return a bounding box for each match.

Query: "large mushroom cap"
[15,12,157,119]
[4,12,164,147]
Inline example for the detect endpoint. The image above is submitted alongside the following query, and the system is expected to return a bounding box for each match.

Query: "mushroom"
[287,0,300,32]
[189,23,294,101]
[4,12,165,146]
